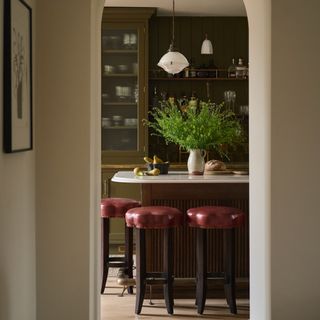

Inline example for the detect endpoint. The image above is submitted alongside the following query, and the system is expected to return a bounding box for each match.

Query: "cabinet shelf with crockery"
[102,102,137,106]
[103,49,138,54]
[103,73,137,78]
[102,126,137,130]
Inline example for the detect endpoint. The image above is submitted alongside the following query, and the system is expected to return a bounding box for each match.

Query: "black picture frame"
[3,0,33,153]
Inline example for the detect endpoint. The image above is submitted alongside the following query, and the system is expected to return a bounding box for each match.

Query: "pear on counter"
[153,155,163,164]
[143,157,153,164]
[133,167,145,176]
[146,168,160,176]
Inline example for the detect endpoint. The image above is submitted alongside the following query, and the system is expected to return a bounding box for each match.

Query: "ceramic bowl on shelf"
[112,115,123,126]
[101,117,111,128]
[101,93,110,103]
[124,118,137,126]
[105,35,121,49]
[104,65,115,74]
[117,64,129,73]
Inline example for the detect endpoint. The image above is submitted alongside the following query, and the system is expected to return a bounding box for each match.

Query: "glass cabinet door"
[101,7,154,164]
[101,26,140,152]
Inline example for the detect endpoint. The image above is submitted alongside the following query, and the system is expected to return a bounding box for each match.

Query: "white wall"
[270,0,320,319]
[0,1,36,320]
[35,0,102,319]
[244,0,271,318]
[246,0,320,319]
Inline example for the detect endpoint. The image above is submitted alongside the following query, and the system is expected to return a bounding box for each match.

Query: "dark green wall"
[150,16,248,70]
[149,16,248,104]
[148,16,249,163]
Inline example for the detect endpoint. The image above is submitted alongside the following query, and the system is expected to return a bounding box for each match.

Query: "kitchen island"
[112,171,249,298]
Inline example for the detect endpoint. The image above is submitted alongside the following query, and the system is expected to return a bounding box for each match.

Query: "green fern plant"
[144,100,243,158]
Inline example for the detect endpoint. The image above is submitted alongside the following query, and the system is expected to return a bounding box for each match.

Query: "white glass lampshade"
[201,38,213,55]
[157,51,189,75]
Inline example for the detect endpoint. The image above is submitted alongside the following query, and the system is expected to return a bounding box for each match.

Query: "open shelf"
[103,50,138,54]
[103,73,137,77]
[149,77,248,81]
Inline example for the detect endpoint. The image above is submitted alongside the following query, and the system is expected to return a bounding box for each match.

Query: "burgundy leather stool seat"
[100,198,140,294]
[125,206,183,315]
[187,206,245,315]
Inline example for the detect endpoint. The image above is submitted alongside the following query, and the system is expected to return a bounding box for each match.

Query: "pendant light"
[201,33,213,55]
[157,0,189,74]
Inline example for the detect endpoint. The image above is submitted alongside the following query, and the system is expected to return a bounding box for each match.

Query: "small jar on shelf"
[151,86,159,108]
[184,66,190,78]
[236,58,247,79]
[228,58,237,78]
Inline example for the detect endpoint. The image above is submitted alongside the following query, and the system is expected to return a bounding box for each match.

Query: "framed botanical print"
[3,0,33,153]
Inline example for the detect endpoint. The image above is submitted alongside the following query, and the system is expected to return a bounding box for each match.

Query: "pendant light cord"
[172,0,175,45]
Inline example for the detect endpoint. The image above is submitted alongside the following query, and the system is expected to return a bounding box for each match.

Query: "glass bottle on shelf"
[189,91,198,108]
[228,58,237,78]
[151,86,159,108]
[236,58,247,79]
[184,66,190,78]
[178,94,188,112]
[190,58,197,78]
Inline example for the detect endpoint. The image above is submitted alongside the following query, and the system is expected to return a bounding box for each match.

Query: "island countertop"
[111,170,249,184]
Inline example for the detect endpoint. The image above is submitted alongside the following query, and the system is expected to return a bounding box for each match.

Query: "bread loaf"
[205,160,226,171]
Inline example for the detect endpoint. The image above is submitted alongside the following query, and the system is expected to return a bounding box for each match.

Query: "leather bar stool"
[187,206,245,315]
[100,197,140,294]
[125,206,183,315]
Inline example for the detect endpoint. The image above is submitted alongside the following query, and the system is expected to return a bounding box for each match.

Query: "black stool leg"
[163,228,174,314]
[196,228,207,314]
[224,228,237,314]
[124,223,134,294]
[135,229,146,314]
[101,218,110,294]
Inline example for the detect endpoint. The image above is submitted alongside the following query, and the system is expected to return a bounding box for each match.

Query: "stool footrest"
[108,257,126,262]
[206,271,225,279]
[146,272,168,279]
[144,272,173,285]
[146,278,167,285]
[107,262,127,268]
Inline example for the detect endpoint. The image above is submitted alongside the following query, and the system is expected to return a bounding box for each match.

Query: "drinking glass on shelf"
[224,90,236,112]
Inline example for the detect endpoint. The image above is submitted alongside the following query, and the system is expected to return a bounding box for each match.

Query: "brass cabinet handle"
[103,179,107,197]
[102,178,111,197]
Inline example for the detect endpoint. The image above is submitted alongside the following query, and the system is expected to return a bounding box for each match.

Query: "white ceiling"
[104,0,247,17]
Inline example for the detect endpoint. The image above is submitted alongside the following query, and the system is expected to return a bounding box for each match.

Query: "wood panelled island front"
[112,171,249,298]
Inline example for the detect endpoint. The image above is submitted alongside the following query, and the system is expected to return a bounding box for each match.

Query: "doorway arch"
[91,1,271,319]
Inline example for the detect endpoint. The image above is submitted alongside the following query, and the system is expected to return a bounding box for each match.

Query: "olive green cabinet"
[101,8,155,244]
[101,8,155,165]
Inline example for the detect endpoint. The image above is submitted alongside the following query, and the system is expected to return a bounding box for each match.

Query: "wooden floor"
[101,277,249,319]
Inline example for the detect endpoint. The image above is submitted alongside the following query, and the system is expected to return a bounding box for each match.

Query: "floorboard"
[101,276,249,319]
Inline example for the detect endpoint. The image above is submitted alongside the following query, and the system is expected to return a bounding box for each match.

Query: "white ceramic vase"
[187,149,207,175]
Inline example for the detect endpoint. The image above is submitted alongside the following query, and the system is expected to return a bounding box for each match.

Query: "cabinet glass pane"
[101,28,139,151]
